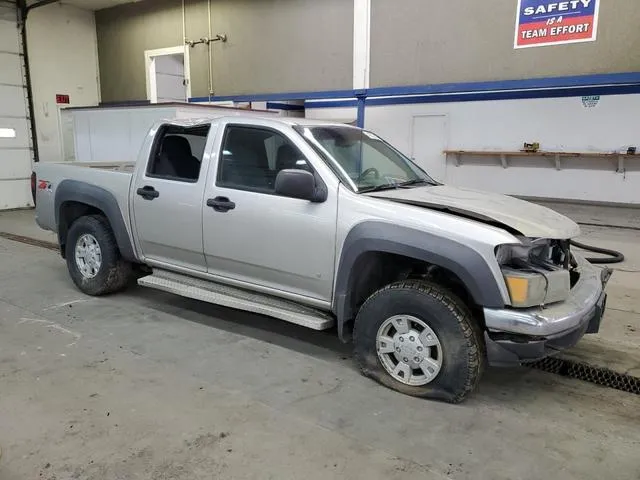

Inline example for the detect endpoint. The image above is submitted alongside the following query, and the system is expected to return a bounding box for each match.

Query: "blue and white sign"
[514,0,600,49]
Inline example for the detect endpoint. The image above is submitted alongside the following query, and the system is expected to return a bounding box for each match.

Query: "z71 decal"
[38,180,52,192]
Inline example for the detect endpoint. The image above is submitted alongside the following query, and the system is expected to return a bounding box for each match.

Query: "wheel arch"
[332,221,505,341]
[55,180,136,262]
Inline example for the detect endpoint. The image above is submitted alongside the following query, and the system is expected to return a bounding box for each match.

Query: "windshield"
[295,125,436,192]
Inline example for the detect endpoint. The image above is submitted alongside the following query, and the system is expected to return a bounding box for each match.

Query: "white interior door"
[411,115,448,183]
[145,47,190,104]
[154,54,186,103]
[0,5,33,209]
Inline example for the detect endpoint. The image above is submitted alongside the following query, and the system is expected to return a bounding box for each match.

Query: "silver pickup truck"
[34,115,610,403]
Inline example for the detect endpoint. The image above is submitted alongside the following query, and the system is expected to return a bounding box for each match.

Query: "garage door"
[0,2,33,210]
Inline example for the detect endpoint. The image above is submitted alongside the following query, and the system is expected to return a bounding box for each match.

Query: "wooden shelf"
[443,150,640,172]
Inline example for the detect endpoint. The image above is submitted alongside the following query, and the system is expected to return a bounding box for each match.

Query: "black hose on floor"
[570,240,625,264]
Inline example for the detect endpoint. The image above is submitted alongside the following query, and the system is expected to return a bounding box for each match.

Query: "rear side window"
[147,124,211,182]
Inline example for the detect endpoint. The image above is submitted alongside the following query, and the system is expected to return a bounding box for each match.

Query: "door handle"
[137,186,159,200]
[206,196,235,212]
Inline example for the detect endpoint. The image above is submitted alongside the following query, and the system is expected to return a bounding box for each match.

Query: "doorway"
[411,114,448,183]
[145,47,191,104]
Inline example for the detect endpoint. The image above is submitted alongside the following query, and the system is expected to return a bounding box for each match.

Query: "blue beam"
[356,95,366,128]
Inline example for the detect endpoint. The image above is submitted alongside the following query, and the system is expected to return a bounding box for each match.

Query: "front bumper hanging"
[483,256,612,366]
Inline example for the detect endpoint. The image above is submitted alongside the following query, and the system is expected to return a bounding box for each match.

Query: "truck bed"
[59,161,136,173]
[34,161,135,235]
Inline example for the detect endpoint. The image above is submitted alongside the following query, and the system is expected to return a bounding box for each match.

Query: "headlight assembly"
[501,269,548,308]
[496,242,570,308]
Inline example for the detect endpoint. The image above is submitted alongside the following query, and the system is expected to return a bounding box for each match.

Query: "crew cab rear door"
[131,122,214,272]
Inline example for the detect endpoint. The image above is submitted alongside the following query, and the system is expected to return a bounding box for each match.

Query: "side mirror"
[275,169,325,202]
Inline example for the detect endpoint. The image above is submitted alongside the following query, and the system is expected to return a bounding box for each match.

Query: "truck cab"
[130,117,339,304]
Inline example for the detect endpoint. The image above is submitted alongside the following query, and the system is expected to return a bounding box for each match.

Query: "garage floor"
[0,207,639,480]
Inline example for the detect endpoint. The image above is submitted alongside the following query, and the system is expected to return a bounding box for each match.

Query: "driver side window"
[217,126,311,194]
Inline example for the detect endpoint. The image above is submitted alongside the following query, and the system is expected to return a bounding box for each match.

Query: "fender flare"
[54,179,136,262]
[332,221,505,339]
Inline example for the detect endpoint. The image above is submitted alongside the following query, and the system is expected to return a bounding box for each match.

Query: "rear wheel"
[353,280,485,403]
[66,215,132,296]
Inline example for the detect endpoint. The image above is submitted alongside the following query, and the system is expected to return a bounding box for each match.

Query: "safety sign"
[514,0,600,49]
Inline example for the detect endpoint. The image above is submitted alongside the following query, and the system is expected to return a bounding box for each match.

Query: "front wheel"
[66,215,132,296]
[353,280,485,403]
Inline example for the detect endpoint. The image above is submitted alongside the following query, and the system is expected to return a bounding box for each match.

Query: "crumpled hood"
[366,185,580,239]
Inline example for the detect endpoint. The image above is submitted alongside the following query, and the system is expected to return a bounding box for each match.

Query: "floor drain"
[529,357,640,395]
[0,232,58,251]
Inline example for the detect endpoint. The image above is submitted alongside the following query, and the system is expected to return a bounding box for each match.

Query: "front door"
[202,123,337,302]
[132,123,212,272]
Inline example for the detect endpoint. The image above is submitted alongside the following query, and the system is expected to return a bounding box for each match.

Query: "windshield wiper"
[358,179,434,193]
[358,184,403,193]
[396,179,434,188]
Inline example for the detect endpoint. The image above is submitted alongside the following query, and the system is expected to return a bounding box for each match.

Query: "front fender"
[332,221,505,340]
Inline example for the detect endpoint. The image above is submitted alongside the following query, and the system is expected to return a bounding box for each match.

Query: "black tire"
[353,280,485,403]
[66,215,132,296]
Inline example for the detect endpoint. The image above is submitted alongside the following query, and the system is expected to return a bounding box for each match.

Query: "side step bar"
[138,269,335,331]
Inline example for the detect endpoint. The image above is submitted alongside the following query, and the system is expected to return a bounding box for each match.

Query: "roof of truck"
[161,115,358,129]
[280,117,358,127]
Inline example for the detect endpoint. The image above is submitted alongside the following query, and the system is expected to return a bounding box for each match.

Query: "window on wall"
[146,124,210,182]
[217,126,311,193]
[0,128,16,138]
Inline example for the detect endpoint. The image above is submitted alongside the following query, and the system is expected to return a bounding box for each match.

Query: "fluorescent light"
[0,128,16,138]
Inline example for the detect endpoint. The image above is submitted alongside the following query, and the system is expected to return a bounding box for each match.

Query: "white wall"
[307,93,640,204]
[67,107,166,163]
[65,104,278,163]
[305,105,358,125]
[27,3,100,163]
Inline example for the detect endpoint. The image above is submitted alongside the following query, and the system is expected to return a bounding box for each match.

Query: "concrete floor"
[0,207,639,479]
[0,208,57,245]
